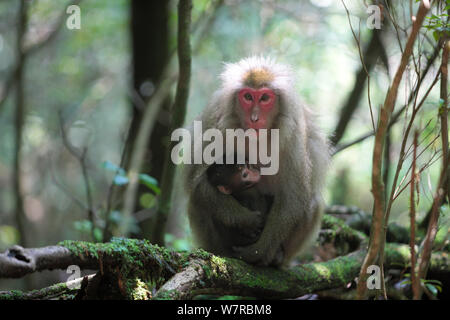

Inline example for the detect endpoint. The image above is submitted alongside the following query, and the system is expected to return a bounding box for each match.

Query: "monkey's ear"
[217,185,232,195]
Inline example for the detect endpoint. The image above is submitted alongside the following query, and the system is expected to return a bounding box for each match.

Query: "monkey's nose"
[242,172,248,178]
[251,113,259,122]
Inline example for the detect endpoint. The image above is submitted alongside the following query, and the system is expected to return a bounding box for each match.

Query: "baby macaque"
[206,160,273,246]
[207,161,270,213]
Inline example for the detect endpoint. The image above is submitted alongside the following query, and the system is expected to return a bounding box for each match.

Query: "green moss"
[202,264,212,278]
[58,239,100,259]
[127,278,151,300]
[154,289,179,300]
[210,255,228,277]
[0,290,25,300]
[192,248,212,260]
[58,238,181,299]
[311,264,332,278]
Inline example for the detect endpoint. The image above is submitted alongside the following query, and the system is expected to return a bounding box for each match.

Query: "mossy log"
[0,216,448,300]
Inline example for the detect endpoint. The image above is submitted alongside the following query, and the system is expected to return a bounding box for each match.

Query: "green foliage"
[0,226,20,251]
[423,5,450,42]
[165,233,191,251]
[73,220,103,242]
[107,210,140,235]
[400,275,443,297]
[138,174,161,195]
[139,193,157,209]
[101,161,128,185]
[101,161,160,193]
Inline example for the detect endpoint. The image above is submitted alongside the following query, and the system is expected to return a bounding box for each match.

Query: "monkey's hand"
[237,210,264,242]
[194,179,263,229]
[222,206,263,232]
[270,247,284,267]
[232,211,281,266]
[232,239,278,266]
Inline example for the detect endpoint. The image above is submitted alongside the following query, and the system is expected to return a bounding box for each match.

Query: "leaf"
[73,220,92,233]
[93,227,103,242]
[400,279,412,285]
[139,174,161,194]
[113,174,129,186]
[173,238,191,251]
[138,173,158,186]
[102,161,126,176]
[424,279,442,286]
[0,225,20,246]
[108,210,122,223]
[433,31,440,42]
[425,283,438,296]
[139,193,157,209]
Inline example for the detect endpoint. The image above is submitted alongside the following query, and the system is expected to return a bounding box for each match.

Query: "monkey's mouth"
[245,120,267,131]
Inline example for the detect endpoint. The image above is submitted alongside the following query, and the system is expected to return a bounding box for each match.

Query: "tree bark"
[152,0,193,246]
[120,0,171,241]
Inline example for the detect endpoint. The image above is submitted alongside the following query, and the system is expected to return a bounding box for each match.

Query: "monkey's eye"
[244,93,253,101]
[237,165,243,171]
[260,93,270,102]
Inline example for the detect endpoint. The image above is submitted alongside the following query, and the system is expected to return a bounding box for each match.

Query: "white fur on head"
[220,56,295,94]
[205,56,303,136]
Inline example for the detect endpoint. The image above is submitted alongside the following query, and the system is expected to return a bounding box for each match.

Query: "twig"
[331,28,387,146]
[415,39,449,299]
[392,134,441,201]
[58,111,96,241]
[49,155,89,212]
[356,0,430,300]
[341,0,375,132]
[410,131,419,299]
[0,274,95,300]
[102,119,132,242]
[333,45,440,155]
[379,3,438,298]
[0,0,82,115]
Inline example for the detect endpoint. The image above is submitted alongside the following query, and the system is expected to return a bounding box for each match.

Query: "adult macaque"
[184,56,329,266]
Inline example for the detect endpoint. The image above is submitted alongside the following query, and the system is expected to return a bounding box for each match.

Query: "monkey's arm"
[192,176,263,230]
[232,191,302,265]
[233,140,320,266]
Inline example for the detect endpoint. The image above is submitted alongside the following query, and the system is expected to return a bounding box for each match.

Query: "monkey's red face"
[238,87,277,130]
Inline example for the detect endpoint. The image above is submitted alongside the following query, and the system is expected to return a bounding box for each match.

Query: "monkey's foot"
[232,243,274,266]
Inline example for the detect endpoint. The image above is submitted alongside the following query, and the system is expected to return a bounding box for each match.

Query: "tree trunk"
[126,0,171,240]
